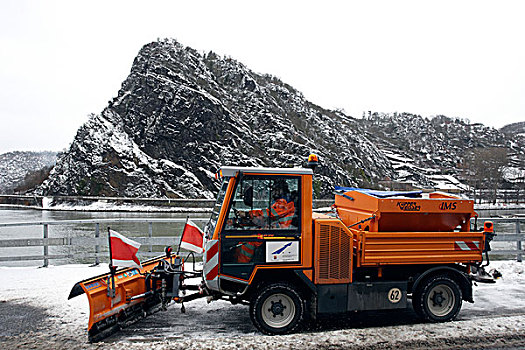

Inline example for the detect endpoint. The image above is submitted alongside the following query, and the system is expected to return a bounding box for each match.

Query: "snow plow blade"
[69,255,184,342]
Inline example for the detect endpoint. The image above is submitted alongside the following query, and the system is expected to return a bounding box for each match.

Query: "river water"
[0,207,523,267]
[0,208,209,267]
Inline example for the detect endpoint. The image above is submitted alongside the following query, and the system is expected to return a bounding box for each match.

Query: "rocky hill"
[358,113,525,186]
[35,39,525,199]
[38,39,393,198]
[500,121,525,137]
[0,151,57,193]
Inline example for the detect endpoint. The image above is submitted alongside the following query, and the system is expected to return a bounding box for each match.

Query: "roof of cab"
[220,166,313,177]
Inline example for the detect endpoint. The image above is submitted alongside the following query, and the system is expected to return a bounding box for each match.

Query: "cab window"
[223,176,300,231]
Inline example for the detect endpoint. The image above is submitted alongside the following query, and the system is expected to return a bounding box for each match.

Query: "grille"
[316,222,351,284]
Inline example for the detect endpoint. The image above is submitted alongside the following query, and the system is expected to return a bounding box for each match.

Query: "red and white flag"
[109,229,142,268]
[180,220,204,253]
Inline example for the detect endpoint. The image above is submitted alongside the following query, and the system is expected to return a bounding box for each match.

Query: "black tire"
[413,274,462,322]
[249,282,305,335]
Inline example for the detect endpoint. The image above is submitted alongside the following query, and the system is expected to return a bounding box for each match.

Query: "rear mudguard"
[411,265,473,302]
[68,255,182,335]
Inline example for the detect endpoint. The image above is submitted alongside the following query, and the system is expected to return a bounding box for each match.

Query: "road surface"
[0,261,524,349]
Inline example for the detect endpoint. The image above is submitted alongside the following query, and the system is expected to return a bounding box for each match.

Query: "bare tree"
[504,166,525,203]
[462,147,508,204]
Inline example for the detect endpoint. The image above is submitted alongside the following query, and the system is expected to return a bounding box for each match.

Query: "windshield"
[224,176,300,231]
[204,178,230,239]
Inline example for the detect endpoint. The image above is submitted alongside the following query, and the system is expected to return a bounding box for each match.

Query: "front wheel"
[413,274,462,322]
[250,282,305,335]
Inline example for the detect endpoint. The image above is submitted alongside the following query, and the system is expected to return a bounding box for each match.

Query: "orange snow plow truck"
[69,160,496,341]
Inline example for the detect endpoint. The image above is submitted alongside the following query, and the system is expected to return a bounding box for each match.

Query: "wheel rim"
[261,293,296,329]
[427,284,455,317]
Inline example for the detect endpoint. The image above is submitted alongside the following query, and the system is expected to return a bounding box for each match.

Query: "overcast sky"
[1,0,524,154]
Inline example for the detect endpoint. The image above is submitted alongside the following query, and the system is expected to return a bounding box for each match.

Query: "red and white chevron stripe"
[203,240,219,291]
[454,240,480,251]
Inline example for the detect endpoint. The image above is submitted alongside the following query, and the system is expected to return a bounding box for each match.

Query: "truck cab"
[203,166,314,297]
[203,166,493,335]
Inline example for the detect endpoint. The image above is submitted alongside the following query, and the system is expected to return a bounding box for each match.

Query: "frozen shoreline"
[0,203,213,213]
[2,202,525,213]
[475,202,525,210]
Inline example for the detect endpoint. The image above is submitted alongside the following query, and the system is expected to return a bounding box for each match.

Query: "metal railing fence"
[0,218,208,266]
[474,217,523,262]
[0,217,523,266]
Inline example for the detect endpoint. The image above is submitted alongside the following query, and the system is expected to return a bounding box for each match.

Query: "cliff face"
[0,151,57,193]
[358,113,525,185]
[38,40,392,198]
[37,39,525,198]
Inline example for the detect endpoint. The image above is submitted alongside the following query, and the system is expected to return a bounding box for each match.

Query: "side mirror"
[243,186,253,207]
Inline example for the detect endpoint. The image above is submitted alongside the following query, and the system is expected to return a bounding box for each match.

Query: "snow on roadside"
[4,200,525,213]
[463,261,525,314]
[0,264,108,334]
[44,202,212,213]
[475,202,525,210]
[0,261,523,349]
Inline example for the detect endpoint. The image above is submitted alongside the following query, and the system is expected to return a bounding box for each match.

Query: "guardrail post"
[517,219,522,263]
[43,224,48,267]
[148,222,153,253]
[95,223,100,265]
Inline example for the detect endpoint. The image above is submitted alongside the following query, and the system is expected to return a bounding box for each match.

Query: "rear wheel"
[250,282,305,335]
[413,274,462,322]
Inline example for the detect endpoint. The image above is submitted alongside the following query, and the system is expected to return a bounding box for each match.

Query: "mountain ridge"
[34,39,524,198]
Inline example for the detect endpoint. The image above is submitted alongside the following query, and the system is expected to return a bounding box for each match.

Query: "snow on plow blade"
[69,255,183,342]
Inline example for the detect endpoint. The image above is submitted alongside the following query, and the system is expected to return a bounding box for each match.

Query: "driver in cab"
[238,179,296,229]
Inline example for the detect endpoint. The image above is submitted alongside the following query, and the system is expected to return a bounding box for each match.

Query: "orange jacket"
[235,241,263,263]
[250,199,295,229]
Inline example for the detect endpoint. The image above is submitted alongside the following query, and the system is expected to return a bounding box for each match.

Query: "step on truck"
[69,157,496,341]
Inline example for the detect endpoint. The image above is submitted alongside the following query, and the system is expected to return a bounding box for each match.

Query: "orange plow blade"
[69,255,184,342]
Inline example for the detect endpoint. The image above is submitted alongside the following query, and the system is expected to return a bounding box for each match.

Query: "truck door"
[219,175,302,284]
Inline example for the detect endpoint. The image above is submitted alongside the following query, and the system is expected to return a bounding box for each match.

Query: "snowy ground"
[0,261,524,349]
[3,201,525,213]
[476,203,525,211]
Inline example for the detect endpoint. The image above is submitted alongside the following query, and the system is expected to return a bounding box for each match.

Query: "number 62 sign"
[388,288,402,303]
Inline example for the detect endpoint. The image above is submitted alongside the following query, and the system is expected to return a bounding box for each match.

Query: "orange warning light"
[308,154,319,163]
[307,153,319,171]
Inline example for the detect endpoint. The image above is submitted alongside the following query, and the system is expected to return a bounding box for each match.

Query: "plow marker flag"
[109,229,142,268]
[180,220,204,254]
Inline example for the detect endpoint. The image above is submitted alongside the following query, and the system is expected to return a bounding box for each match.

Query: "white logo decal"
[265,241,299,263]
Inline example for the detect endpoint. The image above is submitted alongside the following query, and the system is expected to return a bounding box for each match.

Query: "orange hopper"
[334,188,476,232]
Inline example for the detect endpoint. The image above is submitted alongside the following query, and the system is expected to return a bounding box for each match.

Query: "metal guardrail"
[0,195,334,210]
[0,218,209,266]
[0,217,523,266]
[474,217,523,262]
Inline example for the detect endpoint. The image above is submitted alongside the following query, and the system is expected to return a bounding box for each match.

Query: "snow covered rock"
[36,39,524,199]
[38,39,393,198]
[359,112,525,188]
[0,151,57,193]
